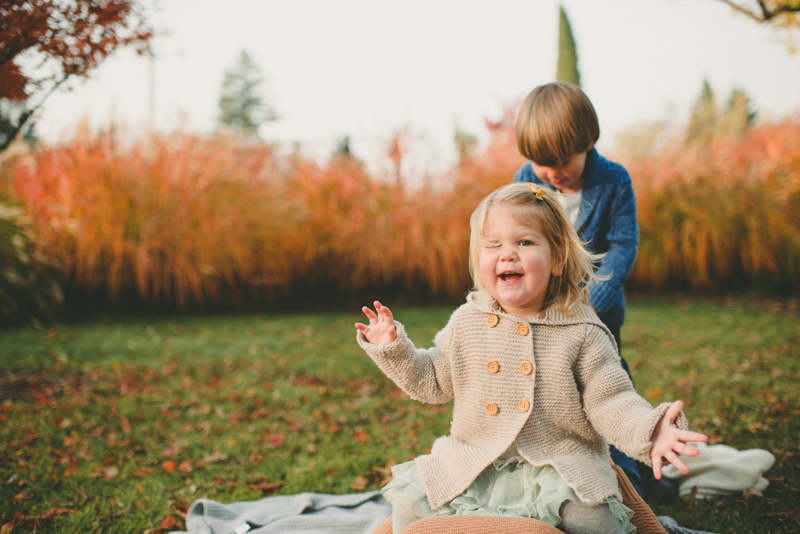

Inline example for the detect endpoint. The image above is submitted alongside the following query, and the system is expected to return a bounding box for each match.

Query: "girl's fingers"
[665,400,684,423]
[362,306,378,325]
[668,455,691,475]
[681,431,708,444]
[678,442,702,457]
[372,301,394,325]
[652,457,663,480]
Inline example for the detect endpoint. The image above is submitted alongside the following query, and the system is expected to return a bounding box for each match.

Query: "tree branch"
[0,74,69,152]
[715,0,800,22]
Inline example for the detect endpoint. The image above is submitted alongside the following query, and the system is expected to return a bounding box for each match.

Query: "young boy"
[513,82,670,501]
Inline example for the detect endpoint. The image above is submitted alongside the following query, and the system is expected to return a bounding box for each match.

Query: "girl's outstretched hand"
[355,301,397,345]
[650,400,708,480]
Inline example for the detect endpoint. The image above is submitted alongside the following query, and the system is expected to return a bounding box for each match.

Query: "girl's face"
[478,207,562,319]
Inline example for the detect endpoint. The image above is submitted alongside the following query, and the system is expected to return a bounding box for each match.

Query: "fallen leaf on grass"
[374,458,397,488]
[743,488,764,499]
[350,476,368,490]
[162,460,176,473]
[766,476,785,484]
[30,508,74,521]
[132,467,153,477]
[178,460,192,474]
[157,516,183,531]
[203,452,228,463]
[1,523,12,534]
[173,501,189,520]
[685,485,698,509]
[248,478,283,495]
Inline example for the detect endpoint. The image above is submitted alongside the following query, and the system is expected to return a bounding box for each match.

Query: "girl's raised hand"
[649,400,708,480]
[355,301,397,345]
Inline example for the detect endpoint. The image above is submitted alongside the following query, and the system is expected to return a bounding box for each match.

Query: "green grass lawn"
[1,297,798,533]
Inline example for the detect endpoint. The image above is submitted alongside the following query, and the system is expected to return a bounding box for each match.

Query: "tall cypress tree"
[556,6,581,86]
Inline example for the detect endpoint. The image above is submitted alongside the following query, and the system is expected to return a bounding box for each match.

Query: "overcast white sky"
[37,0,800,173]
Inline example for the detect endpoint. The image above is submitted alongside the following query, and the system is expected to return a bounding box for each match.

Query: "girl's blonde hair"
[468,183,605,315]
[516,82,599,167]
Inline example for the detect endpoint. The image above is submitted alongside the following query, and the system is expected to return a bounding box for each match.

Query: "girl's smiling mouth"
[499,271,522,282]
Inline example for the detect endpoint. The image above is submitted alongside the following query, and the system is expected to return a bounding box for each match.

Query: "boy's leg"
[558,501,625,534]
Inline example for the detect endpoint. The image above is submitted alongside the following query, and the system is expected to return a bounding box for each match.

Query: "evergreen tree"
[556,6,581,86]
[716,88,756,138]
[686,81,756,144]
[686,79,717,145]
[217,50,277,137]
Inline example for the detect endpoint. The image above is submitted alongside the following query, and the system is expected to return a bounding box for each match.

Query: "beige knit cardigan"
[357,291,688,511]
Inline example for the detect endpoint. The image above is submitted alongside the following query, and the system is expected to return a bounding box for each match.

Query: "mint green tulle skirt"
[381,456,635,533]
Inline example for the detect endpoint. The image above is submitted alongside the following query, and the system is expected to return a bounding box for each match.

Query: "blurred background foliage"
[0,84,799,321]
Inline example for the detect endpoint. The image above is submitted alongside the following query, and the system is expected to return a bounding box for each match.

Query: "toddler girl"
[356,183,706,534]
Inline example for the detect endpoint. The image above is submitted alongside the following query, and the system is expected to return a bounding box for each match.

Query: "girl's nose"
[499,245,518,261]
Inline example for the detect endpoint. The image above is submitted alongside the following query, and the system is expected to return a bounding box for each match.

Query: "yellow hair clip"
[528,183,547,199]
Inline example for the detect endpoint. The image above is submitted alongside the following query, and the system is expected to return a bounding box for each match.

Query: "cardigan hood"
[358,293,687,510]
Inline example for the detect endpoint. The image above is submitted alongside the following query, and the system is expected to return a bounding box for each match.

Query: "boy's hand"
[355,301,397,345]
[650,400,708,479]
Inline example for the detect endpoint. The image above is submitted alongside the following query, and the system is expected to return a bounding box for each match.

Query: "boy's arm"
[356,307,455,405]
[585,176,638,316]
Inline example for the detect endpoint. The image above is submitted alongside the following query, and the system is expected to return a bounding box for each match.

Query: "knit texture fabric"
[173,490,390,534]
[358,291,688,510]
[662,442,775,498]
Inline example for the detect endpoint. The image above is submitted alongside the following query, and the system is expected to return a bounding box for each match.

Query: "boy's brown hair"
[516,82,600,167]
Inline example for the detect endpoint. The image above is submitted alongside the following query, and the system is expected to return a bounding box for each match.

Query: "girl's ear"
[551,253,565,277]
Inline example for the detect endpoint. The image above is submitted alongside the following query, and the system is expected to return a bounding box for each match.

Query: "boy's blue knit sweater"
[513,148,639,343]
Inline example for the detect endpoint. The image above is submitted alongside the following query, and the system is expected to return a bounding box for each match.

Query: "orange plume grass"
[5,111,800,311]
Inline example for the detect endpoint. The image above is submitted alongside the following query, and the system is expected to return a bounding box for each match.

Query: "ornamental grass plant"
[624,119,800,293]
[1,112,799,313]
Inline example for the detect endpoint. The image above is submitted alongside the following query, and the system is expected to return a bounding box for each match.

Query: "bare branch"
[714,0,800,22]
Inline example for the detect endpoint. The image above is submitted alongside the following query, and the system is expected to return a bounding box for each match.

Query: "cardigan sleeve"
[574,324,687,463]
[585,174,639,315]
[357,321,455,405]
